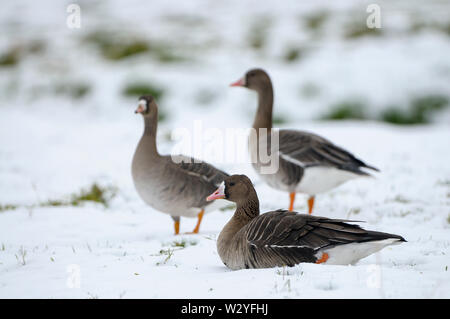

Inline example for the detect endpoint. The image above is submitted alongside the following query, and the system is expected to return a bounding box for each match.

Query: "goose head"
[230,68,271,91]
[135,95,158,118]
[206,174,256,205]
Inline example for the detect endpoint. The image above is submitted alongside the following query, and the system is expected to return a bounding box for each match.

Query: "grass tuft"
[170,239,197,248]
[393,195,411,204]
[283,47,305,63]
[345,18,382,38]
[381,94,449,125]
[42,184,116,208]
[151,45,185,63]
[155,248,175,265]
[321,100,367,120]
[2,183,117,211]
[409,19,450,37]
[122,82,165,101]
[0,40,46,68]
[68,183,117,207]
[303,10,329,32]
[84,30,184,63]
[272,113,289,125]
[0,48,20,67]
[247,17,272,50]
[0,204,18,212]
[84,31,150,61]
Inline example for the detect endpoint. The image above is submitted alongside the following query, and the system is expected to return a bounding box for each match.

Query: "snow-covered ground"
[0,0,449,298]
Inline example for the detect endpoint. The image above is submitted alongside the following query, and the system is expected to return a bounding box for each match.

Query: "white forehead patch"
[218,181,225,194]
[138,99,147,110]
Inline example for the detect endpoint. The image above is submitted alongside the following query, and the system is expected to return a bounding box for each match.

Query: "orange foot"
[185,209,204,234]
[289,192,296,211]
[315,252,329,264]
[174,220,180,235]
[307,196,315,215]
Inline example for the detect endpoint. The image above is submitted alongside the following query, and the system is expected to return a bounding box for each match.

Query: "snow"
[0,0,449,299]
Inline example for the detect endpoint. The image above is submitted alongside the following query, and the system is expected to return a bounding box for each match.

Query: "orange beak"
[206,182,225,201]
[229,77,245,87]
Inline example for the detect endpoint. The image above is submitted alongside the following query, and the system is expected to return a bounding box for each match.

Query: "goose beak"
[135,100,147,114]
[229,77,245,87]
[206,182,225,201]
[135,105,145,114]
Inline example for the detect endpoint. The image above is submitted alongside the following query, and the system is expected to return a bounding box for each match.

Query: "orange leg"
[289,192,296,211]
[190,209,205,234]
[315,252,329,264]
[174,220,180,235]
[307,196,315,215]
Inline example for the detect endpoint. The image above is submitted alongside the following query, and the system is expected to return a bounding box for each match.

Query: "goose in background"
[132,95,229,234]
[230,68,379,214]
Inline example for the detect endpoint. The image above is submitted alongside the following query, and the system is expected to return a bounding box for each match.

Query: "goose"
[230,68,379,214]
[132,95,229,234]
[206,174,405,270]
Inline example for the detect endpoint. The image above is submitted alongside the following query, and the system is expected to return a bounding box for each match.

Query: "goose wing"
[278,130,379,175]
[164,155,229,187]
[244,210,404,267]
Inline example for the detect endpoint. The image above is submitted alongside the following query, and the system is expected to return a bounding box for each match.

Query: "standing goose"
[132,95,229,235]
[207,175,405,270]
[230,69,379,214]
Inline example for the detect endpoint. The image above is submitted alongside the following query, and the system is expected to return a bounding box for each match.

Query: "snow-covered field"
[0,0,449,298]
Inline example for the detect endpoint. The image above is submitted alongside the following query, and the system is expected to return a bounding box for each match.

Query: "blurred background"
[1,0,450,121]
[0,0,449,205]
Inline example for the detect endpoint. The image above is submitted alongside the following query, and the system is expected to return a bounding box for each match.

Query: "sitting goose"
[207,175,405,270]
[230,69,379,214]
[132,95,229,235]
